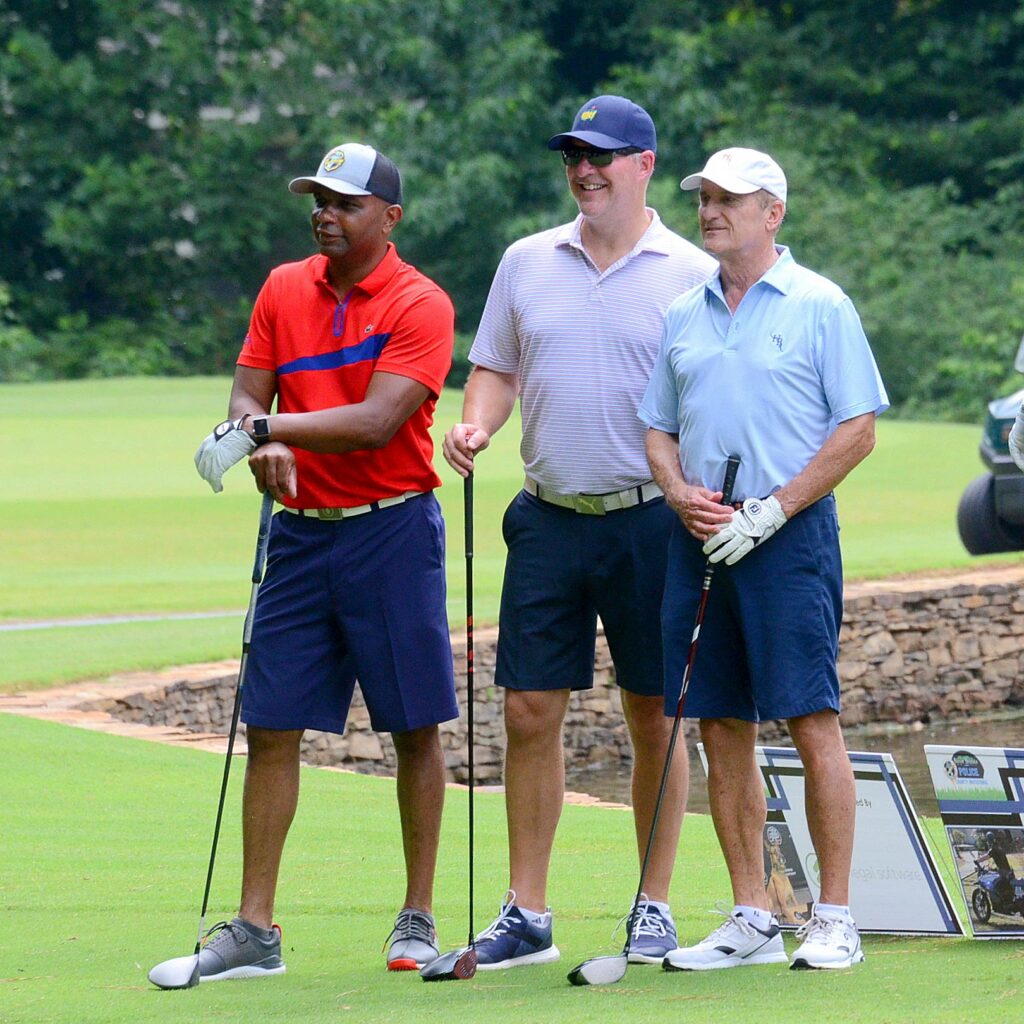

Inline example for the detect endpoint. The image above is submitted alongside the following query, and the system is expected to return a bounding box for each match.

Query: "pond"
[565,713,1024,818]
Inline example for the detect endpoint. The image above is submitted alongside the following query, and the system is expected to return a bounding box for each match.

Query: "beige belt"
[281,490,426,520]
[523,478,663,516]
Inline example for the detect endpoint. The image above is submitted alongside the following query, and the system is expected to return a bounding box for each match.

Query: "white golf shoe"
[790,912,864,970]
[662,910,787,971]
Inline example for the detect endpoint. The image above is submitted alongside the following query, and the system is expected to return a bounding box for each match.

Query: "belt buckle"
[575,494,606,516]
[317,508,344,521]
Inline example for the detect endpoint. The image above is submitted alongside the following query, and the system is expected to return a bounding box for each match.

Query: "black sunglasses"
[560,146,643,167]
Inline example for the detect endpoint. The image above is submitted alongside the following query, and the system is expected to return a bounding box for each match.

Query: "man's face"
[562,140,651,220]
[698,181,780,258]
[309,188,399,262]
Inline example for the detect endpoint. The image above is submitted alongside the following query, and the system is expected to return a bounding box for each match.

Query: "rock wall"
[99,567,1024,784]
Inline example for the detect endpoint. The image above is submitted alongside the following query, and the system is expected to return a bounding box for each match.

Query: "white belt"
[523,478,663,516]
[281,490,426,521]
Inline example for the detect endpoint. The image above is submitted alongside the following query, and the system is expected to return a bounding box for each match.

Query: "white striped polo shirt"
[470,210,717,493]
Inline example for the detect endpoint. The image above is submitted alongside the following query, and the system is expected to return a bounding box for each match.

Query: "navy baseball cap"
[289,143,403,205]
[547,95,657,153]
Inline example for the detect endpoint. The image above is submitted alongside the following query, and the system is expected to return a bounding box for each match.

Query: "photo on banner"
[697,744,964,935]
[924,744,1024,939]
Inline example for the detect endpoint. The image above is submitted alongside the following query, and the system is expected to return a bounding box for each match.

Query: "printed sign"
[924,744,1024,939]
[697,744,963,935]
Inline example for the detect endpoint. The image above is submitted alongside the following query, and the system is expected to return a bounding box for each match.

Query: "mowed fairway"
[2,377,1021,689]
[2,711,1020,1024]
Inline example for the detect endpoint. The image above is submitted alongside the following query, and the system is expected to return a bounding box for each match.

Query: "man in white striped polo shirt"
[441,95,716,969]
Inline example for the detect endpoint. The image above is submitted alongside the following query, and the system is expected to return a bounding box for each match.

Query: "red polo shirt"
[237,244,454,508]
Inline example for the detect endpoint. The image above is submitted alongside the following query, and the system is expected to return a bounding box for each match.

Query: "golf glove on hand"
[1010,402,1024,471]
[194,417,257,493]
[703,495,788,565]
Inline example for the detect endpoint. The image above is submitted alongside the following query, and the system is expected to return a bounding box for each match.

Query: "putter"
[421,472,479,981]
[149,489,275,990]
[567,456,741,987]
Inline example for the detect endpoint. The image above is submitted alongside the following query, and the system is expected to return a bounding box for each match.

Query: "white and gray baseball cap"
[289,143,403,205]
[680,147,787,203]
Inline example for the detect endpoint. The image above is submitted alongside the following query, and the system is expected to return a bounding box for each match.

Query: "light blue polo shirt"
[639,246,888,500]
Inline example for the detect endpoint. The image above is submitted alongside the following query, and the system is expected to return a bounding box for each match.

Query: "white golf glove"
[1009,401,1024,471]
[703,495,788,565]
[194,417,256,493]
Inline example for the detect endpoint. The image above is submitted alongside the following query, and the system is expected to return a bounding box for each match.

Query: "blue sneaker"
[473,890,561,970]
[625,895,678,964]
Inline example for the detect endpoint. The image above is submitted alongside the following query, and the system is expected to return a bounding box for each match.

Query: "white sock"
[640,898,672,917]
[815,902,853,923]
[734,905,773,930]
[518,905,551,926]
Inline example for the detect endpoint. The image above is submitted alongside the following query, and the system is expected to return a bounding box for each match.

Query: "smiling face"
[309,188,401,268]
[563,141,654,223]
[697,181,784,261]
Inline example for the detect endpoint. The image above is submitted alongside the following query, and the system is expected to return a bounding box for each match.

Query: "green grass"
[1,377,1020,690]
[3,712,1020,1024]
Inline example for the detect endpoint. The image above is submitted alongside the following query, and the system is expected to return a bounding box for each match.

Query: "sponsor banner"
[698,744,963,936]
[924,744,1024,939]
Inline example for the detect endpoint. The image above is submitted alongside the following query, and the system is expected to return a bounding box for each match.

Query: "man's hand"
[194,417,257,493]
[1010,402,1024,471]
[703,495,788,565]
[442,422,491,477]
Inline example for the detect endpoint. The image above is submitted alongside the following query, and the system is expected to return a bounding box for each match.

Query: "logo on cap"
[323,148,346,172]
[580,106,598,122]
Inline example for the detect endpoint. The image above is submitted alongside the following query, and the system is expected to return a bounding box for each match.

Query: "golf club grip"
[721,455,741,506]
[252,490,275,583]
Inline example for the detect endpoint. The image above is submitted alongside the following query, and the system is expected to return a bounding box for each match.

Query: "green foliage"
[4,1,1024,417]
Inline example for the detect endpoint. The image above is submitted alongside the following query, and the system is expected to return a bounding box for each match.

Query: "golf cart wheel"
[957,473,1024,555]
[972,887,993,924]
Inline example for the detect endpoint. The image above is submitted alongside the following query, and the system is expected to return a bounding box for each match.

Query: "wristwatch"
[251,416,272,445]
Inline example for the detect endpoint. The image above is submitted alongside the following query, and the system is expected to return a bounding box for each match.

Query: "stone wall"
[97,567,1024,784]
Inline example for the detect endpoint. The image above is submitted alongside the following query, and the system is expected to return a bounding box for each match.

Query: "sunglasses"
[560,146,642,167]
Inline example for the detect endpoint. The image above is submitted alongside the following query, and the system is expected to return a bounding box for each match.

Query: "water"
[564,714,1024,818]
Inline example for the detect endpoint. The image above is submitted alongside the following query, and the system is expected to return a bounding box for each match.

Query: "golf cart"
[956,335,1024,555]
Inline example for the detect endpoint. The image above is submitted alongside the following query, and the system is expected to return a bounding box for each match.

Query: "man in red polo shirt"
[184,143,457,980]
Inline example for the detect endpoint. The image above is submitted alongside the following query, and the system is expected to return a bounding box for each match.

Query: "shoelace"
[475,889,521,941]
[201,920,248,951]
[614,893,670,940]
[795,914,846,945]
[703,906,758,943]
[382,908,435,951]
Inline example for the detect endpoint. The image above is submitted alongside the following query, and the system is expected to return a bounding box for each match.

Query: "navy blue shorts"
[661,495,843,722]
[495,490,674,695]
[242,493,458,735]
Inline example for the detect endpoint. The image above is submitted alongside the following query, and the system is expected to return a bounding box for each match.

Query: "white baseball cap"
[289,143,403,205]
[680,147,787,203]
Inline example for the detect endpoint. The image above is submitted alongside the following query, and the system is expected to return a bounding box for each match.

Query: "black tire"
[972,887,993,924]
[957,473,1024,555]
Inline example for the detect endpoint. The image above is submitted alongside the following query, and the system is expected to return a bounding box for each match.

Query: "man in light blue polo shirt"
[640,147,887,973]
[442,96,715,969]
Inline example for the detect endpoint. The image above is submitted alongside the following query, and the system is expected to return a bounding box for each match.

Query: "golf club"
[567,456,741,987]
[149,489,275,990]
[421,472,479,981]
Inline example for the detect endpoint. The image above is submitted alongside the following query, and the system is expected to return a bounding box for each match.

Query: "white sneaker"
[790,913,864,970]
[662,910,787,971]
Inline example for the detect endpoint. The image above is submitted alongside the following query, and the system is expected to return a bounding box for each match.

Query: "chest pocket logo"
[770,332,783,352]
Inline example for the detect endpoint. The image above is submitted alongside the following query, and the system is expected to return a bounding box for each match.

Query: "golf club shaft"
[194,489,275,949]
[624,455,740,946]
[464,472,475,948]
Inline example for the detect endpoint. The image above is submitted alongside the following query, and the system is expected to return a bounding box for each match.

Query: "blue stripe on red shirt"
[277,333,391,376]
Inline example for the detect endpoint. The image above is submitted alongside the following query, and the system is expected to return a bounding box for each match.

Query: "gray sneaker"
[385,908,439,971]
[197,918,286,982]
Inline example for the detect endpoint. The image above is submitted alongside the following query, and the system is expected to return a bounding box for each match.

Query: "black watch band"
[252,416,272,445]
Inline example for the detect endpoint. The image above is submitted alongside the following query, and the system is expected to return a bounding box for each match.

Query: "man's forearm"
[462,366,519,437]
